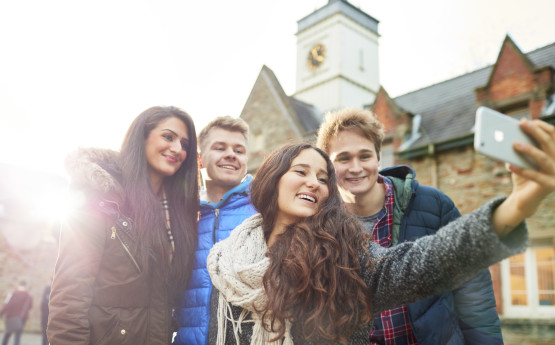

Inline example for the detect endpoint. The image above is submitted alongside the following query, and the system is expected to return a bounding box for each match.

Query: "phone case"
[474,106,538,170]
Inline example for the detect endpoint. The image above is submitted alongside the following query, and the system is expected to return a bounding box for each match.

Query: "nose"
[169,140,183,153]
[347,158,362,173]
[305,173,320,190]
[223,147,237,159]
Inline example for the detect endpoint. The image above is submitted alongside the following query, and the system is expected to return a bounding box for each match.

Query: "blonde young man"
[317,108,503,345]
[174,116,257,345]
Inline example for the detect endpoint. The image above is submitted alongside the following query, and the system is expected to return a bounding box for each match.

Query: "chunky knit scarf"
[207,213,293,345]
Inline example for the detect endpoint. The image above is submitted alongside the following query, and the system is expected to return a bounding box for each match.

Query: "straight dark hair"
[120,106,199,298]
[250,142,371,343]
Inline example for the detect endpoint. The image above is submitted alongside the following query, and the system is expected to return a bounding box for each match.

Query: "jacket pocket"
[92,319,119,345]
[110,226,142,273]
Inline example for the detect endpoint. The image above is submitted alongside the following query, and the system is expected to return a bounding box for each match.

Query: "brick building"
[239,0,555,331]
[373,36,555,326]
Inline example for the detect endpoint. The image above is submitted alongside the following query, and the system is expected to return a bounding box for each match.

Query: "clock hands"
[307,44,326,70]
[311,47,325,62]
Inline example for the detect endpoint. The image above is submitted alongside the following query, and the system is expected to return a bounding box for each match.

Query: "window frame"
[501,246,555,318]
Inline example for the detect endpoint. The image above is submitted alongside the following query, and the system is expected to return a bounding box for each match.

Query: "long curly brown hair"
[250,142,371,344]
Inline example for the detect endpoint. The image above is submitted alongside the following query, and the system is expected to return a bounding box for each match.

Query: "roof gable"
[475,36,538,103]
[372,86,410,134]
[390,39,555,156]
[485,35,535,89]
[240,65,304,138]
[240,66,324,170]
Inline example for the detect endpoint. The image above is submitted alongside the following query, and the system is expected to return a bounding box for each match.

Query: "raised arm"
[365,119,555,318]
[364,198,528,318]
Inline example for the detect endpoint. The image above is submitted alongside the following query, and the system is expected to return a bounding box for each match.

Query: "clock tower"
[294,0,380,112]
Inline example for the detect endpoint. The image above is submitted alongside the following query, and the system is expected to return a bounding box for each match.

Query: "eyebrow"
[211,141,246,148]
[336,149,374,156]
[162,128,189,142]
[162,129,178,136]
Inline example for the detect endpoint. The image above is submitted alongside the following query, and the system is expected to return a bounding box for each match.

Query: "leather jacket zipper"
[111,226,142,273]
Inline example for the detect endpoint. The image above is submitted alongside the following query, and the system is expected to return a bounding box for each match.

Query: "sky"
[0,0,554,178]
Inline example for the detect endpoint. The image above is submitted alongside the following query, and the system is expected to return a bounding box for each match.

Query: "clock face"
[307,44,326,71]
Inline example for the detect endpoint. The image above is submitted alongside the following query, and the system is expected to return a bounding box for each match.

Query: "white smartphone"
[474,106,538,170]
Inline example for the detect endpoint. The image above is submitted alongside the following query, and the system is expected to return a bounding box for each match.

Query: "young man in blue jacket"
[174,116,257,345]
[317,108,504,345]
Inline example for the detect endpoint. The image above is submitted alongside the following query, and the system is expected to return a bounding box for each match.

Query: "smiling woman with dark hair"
[206,116,555,345]
[47,106,199,345]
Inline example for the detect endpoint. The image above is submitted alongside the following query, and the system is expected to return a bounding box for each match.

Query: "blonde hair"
[316,108,384,159]
[198,116,249,150]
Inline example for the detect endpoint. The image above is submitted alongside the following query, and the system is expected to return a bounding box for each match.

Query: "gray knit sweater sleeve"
[362,197,527,319]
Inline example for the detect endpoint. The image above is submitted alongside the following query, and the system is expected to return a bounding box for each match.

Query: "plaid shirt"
[368,176,418,345]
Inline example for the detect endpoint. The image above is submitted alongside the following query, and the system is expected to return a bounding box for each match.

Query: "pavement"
[0,331,43,345]
[2,329,554,345]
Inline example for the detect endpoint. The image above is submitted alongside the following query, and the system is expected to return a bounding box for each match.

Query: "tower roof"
[297,0,379,35]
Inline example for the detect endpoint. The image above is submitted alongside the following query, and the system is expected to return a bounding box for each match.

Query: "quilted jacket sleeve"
[454,268,503,344]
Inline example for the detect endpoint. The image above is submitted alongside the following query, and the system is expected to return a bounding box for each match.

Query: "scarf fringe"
[209,214,295,345]
[217,292,294,345]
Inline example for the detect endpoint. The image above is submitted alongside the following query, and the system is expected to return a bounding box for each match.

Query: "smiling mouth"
[297,193,317,203]
[345,177,365,182]
[164,155,178,163]
[219,165,238,170]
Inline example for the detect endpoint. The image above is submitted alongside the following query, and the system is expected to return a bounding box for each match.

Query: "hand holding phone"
[474,106,538,170]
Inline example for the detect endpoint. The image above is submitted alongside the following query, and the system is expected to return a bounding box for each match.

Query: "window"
[509,253,527,305]
[537,248,555,306]
[501,247,555,318]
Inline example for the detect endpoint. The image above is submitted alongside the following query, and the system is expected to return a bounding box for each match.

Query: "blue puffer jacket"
[173,175,257,345]
[382,165,503,345]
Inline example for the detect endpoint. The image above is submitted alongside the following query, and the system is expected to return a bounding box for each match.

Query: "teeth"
[298,194,316,203]
[220,165,236,170]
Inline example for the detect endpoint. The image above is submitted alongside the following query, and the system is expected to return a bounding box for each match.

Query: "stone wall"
[241,71,303,173]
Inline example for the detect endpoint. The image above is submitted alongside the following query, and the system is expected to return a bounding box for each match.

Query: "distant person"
[173,116,257,345]
[47,106,199,345]
[317,108,504,344]
[40,285,51,345]
[0,280,33,345]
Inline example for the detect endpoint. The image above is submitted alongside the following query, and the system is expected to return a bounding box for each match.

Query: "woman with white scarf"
[207,119,555,345]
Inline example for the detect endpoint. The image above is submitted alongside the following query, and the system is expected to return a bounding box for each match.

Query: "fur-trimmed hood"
[65,147,124,200]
